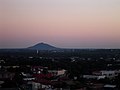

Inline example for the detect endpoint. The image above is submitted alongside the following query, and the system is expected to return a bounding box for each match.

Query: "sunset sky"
[0,0,120,48]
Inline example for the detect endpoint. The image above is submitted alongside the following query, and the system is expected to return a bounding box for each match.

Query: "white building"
[104,84,117,89]
[93,70,120,79]
[32,81,52,90]
[100,71,116,78]
[83,75,105,80]
[84,70,120,80]
[48,69,66,76]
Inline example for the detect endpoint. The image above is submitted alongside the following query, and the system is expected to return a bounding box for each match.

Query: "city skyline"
[0,0,120,48]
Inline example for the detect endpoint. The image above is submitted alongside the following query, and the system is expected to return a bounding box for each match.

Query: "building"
[83,75,105,80]
[104,84,117,90]
[48,69,66,76]
[93,70,120,79]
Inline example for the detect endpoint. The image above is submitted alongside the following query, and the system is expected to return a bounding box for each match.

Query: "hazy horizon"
[0,0,120,48]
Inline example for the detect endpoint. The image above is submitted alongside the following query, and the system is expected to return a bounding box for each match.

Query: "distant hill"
[28,42,59,50]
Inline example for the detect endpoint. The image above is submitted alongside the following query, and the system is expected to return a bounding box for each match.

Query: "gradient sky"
[0,0,120,48]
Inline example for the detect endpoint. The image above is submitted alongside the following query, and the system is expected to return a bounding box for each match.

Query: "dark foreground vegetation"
[0,49,120,90]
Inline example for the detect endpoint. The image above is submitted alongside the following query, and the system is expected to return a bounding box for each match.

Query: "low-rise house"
[31,81,52,90]
[100,71,116,78]
[0,71,15,80]
[31,66,48,74]
[48,69,66,76]
[83,75,105,80]
[93,70,120,79]
[87,83,104,90]
[104,84,117,90]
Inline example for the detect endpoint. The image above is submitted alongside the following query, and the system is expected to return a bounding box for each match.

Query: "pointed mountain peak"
[36,42,49,46]
[28,42,59,50]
